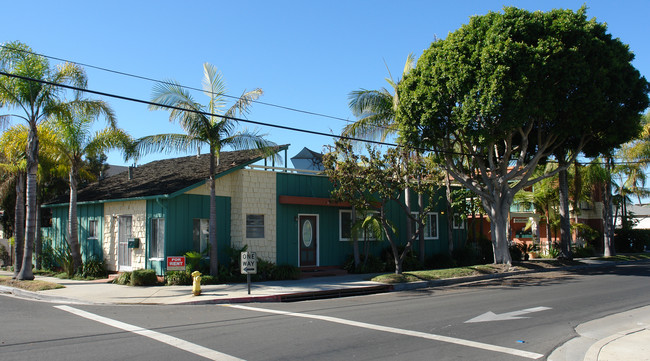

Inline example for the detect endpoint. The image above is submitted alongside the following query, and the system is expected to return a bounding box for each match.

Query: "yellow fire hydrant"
[191,271,202,296]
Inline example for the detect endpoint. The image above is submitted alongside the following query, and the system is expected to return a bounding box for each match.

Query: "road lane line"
[225,304,544,359]
[54,305,244,361]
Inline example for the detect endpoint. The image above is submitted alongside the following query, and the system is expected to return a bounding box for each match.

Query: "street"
[1,263,649,360]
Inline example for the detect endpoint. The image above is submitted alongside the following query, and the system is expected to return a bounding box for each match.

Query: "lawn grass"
[371,264,501,284]
[0,276,65,292]
[597,253,650,262]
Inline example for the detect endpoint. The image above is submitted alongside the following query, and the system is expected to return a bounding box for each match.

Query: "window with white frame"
[88,219,98,239]
[339,210,379,241]
[150,218,165,259]
[411,212,439,239]
[193,219,209,254]
[453,213,465,229]
[246,214,265,238]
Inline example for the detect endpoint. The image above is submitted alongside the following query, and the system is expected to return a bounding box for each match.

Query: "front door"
[299,215,317,267]
[118,215,132,271]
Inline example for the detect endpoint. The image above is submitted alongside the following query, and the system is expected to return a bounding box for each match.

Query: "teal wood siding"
[146,194,231,274]
[42,204,104,262]
[276,172,468,267]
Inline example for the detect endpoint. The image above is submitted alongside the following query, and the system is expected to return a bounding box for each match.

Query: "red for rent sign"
[167,256,186,271]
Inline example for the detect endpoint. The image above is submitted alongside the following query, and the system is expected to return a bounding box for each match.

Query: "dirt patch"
[0,276,64,292]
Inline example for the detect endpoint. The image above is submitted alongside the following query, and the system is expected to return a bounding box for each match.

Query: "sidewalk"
[2,260,649,361]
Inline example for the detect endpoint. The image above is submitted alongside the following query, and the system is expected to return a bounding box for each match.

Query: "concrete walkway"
[1,260,649,360]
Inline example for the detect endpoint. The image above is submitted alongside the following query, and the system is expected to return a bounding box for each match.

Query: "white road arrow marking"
[465,306,552,323]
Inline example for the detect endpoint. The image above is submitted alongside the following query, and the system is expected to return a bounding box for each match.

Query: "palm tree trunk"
[17,124,38,280]
[208,150,219,276]
[418,190,425,263]
[67,167,83,273]
[13,171,25,279]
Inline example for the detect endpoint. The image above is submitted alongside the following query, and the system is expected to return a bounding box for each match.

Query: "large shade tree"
[0,41,89,279]
[398,7,649,264]
[48,101,128,273]
[138,62,277,276]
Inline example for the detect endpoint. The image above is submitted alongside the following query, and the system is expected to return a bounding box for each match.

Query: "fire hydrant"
[191,271,202,296]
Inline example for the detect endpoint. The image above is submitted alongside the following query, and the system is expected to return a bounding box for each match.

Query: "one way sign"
[240,252,257,274]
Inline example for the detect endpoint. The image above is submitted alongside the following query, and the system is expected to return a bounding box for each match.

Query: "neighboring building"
[42,146,466,275]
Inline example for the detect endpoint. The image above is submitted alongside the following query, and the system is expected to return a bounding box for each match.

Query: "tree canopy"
[397,7,649,264]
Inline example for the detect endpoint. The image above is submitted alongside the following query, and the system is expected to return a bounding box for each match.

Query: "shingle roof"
[47,146,287,205]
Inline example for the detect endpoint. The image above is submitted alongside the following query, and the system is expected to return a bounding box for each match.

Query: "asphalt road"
[1,262,649,361]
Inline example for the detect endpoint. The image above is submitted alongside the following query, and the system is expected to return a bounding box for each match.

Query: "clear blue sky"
[2,0,649,167]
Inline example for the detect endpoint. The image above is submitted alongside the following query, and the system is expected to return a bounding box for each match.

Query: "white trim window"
[411,212,439,239]
[87,219,98,239]
[193,219,209,254]
[339,210,379,241]
[150,218,165,259]
[246,214,265,239]
[453,213,465,230]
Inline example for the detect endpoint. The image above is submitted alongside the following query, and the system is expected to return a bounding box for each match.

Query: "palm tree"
[0,41,88,280]
[343,54,415,141]
[0,124,60,274]
[47,101,126,273]
[139,62,277,276]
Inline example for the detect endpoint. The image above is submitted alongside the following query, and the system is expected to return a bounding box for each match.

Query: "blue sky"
[2,0,649,167]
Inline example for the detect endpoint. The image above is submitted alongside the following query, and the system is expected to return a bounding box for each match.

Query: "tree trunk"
[17,124,38,280]
[445,172,454,255]
[603,157,616,257]
[557,162,573,259]
[351,207,360,268]
[208,150,219,276]
[545,208,552,251]
[483,195,513,265]
[418,191,425,263]
[67,167,83,273]
[35,201,41,270]
[13,172,25,279]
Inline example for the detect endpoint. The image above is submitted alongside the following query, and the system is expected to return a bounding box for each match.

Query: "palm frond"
[202,63,227,113]
[224,88,264,119]
[135,133,204,156]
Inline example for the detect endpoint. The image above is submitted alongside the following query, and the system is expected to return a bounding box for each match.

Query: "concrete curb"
[0,285,92,305]
[583,327,649,361]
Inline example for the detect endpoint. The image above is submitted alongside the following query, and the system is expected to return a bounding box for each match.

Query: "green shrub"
[509,244,523,262]
[273,264,301,280]
[614,229,650,253]
[130,269,158,286]
[54,244,76,278]
[476,236,494,264]
[166,270,192,285]
[381,245,422,272]
[452,246,479,266]
[542,243,561,258]
[342,254,386,274]
[200,275,219,285]
[425,253,456,270]
[253,259,276,281]
[81,256,107,278]
[572,245,596,258]
[184,251,202,272]
[114,271,131,285]
[0,244,10,267]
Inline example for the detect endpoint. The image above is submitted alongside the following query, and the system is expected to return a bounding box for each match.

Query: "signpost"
[167,256,186,271]
[241,252,257,294]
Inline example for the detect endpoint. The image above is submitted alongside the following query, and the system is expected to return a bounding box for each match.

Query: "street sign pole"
[241,251,257,295]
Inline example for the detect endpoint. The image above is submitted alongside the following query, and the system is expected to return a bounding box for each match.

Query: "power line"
[0,44,358,125]
[0,70,406,150]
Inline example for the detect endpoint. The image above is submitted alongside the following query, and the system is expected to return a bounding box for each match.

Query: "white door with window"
[118,215,132,271]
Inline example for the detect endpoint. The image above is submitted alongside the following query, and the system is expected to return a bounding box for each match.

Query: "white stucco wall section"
[102,200,147,272]
[184,169,277,262]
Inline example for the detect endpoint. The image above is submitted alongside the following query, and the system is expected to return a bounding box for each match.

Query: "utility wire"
[1,70,648,166]
[0,44,359,125]
[0,70,408,150]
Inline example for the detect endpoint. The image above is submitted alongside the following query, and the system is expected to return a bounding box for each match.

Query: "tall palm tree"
[139,62,277,276]
[343,53,415,141]
[0,124,60,274]
[48,101,126,273]
[0,41,88,280]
